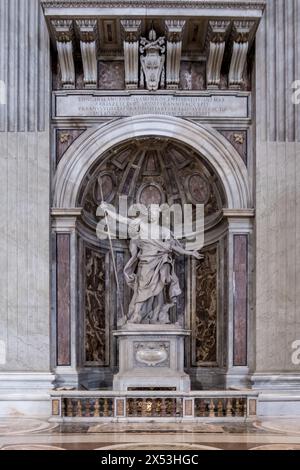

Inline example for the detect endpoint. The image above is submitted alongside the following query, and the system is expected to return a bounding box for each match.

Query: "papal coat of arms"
[140,27,165,91]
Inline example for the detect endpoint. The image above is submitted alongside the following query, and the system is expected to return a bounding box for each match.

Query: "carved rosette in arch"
[192,244,218,366]
[218,130,248,165]
[84,246,109,366]
[56,128,86,165]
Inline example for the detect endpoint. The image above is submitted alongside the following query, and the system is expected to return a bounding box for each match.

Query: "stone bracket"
[76,20,99,89]
[206,20,231,89]
[51,20,75,89]
[121,19,142,90]
[165,20,186,90]
[229,21,255,89]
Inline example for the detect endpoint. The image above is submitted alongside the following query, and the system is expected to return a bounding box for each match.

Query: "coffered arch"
[53,115,252,210]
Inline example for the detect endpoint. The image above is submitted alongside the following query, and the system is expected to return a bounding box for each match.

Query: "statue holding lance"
[99,197,203,326]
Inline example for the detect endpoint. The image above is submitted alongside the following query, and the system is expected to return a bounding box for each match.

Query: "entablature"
[42,0,265,92]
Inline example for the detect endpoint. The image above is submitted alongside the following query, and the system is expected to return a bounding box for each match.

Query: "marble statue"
[100,203,203,325]
[140,27,165,91]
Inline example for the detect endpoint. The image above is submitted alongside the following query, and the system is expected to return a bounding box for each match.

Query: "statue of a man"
[100,203,203,325]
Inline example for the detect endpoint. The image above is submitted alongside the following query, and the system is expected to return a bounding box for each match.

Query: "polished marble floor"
[1,418,300,450]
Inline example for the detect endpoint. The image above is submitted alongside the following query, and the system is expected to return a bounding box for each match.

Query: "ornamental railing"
[50,390,258,421]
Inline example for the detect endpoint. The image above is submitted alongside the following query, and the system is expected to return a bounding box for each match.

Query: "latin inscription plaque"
[54,93,249,119]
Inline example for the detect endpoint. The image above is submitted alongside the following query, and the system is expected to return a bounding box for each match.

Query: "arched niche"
[52,116,254,390]
[53,115,252,210]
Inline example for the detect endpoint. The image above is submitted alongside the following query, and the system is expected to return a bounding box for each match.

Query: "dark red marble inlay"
[233,235,248,366]
[56,234,71,366]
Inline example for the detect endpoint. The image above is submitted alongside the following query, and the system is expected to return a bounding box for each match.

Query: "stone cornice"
[41,0,266,13]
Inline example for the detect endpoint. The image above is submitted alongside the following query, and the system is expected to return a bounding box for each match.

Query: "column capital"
[51,208,83,231]
[165,19,186,41]
[231,20,256,43]
[207,20,231,43]
[76,19,98,42]
[120,19,142,42]
[223,209,255,219]
[51,19,74,42]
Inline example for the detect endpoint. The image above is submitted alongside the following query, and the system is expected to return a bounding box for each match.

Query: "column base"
[226,367,251,389]
[0,372,55,417]
[251,372,300,390]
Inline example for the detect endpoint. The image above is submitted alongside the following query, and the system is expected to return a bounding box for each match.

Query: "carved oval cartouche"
[135,346,168,367]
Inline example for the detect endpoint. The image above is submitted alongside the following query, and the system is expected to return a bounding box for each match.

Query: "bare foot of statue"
[127,312,142,324]
[157,303,173,324]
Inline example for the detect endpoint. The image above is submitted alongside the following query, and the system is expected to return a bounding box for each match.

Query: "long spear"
[99,177,127,325]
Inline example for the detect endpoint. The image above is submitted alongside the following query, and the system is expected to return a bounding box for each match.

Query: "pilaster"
[223,210,254,388]
[51,209,83,387]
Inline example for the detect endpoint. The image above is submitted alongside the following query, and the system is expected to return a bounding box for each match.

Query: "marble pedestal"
[113,324,191,392]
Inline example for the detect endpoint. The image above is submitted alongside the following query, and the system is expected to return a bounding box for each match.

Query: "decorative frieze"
[121,20,142,89]
[165,20,186,90]
[76,19,98,88]
[229,20,255,88]
[206,20,230,89]
[46,11,262,93]
[51,20,75,88]
[41,1,266,14]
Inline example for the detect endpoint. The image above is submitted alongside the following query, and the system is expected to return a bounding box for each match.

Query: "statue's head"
[148,28,157,42]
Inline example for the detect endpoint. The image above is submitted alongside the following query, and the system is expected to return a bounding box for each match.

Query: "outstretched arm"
[172,240,204,260]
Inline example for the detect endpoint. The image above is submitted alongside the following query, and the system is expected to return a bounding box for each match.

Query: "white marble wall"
[255,0,300,375]
[0,0,51,373]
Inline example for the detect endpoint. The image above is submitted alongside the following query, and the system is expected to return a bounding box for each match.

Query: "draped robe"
[124,237,182,324]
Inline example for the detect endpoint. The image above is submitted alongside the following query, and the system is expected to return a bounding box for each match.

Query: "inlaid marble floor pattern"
[1,419,300,450]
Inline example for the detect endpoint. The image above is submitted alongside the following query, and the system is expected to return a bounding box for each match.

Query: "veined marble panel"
[84,247,108,366]
[192,245,218,366]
